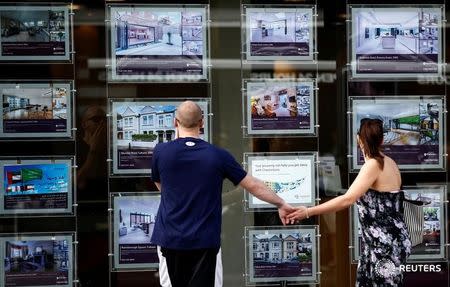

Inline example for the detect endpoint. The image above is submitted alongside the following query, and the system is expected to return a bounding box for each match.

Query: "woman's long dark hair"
[358,118,384,169]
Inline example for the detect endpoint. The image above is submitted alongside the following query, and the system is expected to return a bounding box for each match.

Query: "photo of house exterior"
[248,229,315,282]
[252,232,312,263]
[116,104,176,144]
[112,100,209,174]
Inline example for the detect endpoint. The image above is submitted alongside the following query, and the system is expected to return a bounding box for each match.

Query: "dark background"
[0,0,448,286]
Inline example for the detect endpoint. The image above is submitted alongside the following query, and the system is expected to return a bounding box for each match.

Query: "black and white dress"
[356,189,411,287]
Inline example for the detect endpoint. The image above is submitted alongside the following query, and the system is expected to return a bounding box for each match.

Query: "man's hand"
[278,203,297,225]
[286,206,309,224]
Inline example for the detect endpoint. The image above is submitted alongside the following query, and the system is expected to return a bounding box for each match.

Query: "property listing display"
[0,4,71,61]
[0,82,72,139]
[245,79,315,136]
[244,6,315,61]
[0,234,73,287]
[0,158,73,216]
[350,97,445,171]
[112,193,160,270]
[245,226,318,284]
[352,186,446,261]
[111,99,210,175]
[350,5,443,79]
[109,5,208,81]
[245,153,316,209]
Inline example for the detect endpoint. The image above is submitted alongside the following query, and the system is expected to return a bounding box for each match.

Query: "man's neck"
[177,129,201,139]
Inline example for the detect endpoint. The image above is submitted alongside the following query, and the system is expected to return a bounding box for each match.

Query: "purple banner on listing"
[3,119,67,133]
[4,193,68,210]
[250,42,309,57]
[118,149,152,170]
[5,271,69,286]
[357,145,440,166]
[116,55,203,76]
[2,42,66,57]
[252,115,310,131]
[119,244,158,265]
[356,54,439,74]
[254,261,312,278]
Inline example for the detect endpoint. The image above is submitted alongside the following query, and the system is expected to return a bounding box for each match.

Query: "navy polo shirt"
[151,137,247,250]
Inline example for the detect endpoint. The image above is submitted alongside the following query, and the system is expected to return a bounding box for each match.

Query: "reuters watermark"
[374,259,443,278]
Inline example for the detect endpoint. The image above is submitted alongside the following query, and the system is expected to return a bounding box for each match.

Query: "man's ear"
[199,118,204,128]
[174,118,178,127]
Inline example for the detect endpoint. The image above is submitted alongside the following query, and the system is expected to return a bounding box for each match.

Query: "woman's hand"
[286,206,309,224]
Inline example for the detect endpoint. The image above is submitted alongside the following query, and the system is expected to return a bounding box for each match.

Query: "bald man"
[151,101,295,287]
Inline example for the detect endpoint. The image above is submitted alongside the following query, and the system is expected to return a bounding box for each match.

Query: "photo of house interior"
[295,13,310,43]
[249,12,296,43]
[183,40,203,55]
[182,26,202,41]
[251,230,313,278]
[354,8,439,55]
[117,196,160,245]
[0,10,65,43]
[115,10,203,57]
[250,84,309,118]
[2,87,67,121]
[355,101,440,146]
[4,239,69,273]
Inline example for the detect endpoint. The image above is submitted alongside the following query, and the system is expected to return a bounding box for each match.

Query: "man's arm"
[155,182,161,191]
[239,175,295,225]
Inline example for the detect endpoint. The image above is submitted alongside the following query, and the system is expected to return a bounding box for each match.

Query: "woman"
[287,118,411,286]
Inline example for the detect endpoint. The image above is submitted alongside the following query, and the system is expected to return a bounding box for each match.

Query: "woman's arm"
[287,159,381,221]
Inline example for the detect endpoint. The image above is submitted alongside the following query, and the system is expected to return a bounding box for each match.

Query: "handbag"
[402,192,426,247]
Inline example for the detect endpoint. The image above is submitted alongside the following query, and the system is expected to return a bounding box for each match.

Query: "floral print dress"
[356,189,411,287]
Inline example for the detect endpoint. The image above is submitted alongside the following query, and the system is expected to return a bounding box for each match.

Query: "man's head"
[175,101,203,133]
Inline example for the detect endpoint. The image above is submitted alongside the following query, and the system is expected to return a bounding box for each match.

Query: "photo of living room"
[353,8,439,55]
[116,196,160,245]
[4,239,69,274]
[249,11,296,43]
[114,10,183,56]
[2,86,67,121]
[250,84,309,118]
[0,9,65,43]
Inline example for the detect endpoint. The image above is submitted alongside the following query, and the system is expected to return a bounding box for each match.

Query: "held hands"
[278,204,310,225]
[278,203,297,225]
[286,206,309,224]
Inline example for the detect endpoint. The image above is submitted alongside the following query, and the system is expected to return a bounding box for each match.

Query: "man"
[151,101,295,287]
